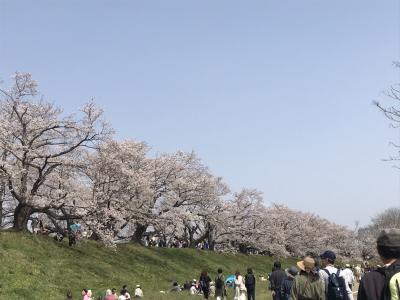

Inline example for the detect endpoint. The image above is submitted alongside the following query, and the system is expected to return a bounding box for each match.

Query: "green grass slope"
[0,231,294,299]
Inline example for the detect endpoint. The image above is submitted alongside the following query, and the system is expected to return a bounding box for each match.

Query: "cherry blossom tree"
[0,73,112,230]
[0,72,365,257]
[143,151,229,247]
[81,139,152,243]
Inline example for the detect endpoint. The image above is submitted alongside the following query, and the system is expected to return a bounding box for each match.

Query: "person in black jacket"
[270,261,287,300]
[245,268,256,300]
[358,229,400,300]
[199,270,212,299]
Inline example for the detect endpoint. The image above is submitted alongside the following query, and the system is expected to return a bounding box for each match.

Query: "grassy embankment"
[0,231,295,299]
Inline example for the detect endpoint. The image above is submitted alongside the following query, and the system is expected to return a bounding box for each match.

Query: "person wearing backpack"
[245,268,256,300]
[358,228,400,300]
[319,250,353,300]
[270,261,287,300]
[215,268,227,300]
[200,270,212,299]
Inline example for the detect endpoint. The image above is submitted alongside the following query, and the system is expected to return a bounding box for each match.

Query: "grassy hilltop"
[0,231,296,299]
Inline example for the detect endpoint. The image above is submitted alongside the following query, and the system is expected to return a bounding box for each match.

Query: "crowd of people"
[65,229,400,300]
[267,228,400,300]
[66,285,144,300]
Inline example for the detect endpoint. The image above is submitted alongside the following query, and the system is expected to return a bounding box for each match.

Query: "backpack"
[215,275,224,289]
[245,274,255,289]
[200,277,208,290]
[377,262,400,300]
[323,269,349,300]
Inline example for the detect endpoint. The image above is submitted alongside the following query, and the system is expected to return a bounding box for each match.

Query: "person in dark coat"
[65,291,73,300]
[245,268,256,300]
[199,270,212,299]
[270,261,287,300]
[280,266,298,300]
[358,229,400,300]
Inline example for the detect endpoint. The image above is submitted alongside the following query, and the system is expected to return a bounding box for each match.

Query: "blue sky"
[1,0,400,227]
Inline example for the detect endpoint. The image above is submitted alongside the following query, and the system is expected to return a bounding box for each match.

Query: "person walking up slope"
[215,268,227,300]
[270,261,287,300]
[291,256,325,300]
[358,229,400,300]
[280,266,298,300]
[319,250,353,300]
[245,268,256,300]
[234,271,247,300]
[341,264,355,291]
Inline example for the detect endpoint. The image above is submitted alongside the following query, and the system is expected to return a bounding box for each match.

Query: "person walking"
[358,229,400,300]
[215,268,227,300]
[291,256,325,300]
[341,264,355,291]
[280,266,298,300]
[234,270,247,300]
[245,268,256,300]
[270,261,287,300]
[319,250,354,300]
[354,265,362,283]
[200,271,212,299]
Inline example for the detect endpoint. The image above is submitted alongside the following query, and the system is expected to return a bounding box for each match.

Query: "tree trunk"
[13,203,32,230]
[0,182,4,227]
[132,223,147,244]
[188,227,194,247]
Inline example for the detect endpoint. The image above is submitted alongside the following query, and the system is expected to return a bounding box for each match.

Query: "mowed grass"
[0,231,295,299]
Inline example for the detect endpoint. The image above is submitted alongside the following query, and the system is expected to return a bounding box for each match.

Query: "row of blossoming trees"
[0,73,373,258]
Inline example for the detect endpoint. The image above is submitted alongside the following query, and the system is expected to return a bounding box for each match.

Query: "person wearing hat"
[358,228,400,300]
[279,266,298,300]
[319,250,354,300]
[190,282,198,295]
[291,256,324,300]
[134,285,143,298]
[341,264,355,291]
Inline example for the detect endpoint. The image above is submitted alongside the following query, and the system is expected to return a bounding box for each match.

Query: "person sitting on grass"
[66,290,73,300]
[104,289,116,300]
[81,289,89,300]
[171,281,182,292]
[119,288,130,300]
[190,282,198,295]
[134,285,143,298]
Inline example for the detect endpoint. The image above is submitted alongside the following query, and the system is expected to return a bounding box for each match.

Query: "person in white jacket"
[341,264,355,290]
[234,271,246,300]
[134,285,143,298]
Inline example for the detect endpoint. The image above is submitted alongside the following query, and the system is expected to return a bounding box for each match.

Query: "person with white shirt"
[341,264,355,291]
[319,250,354,300]
[190,283,198,295]
[134,285,143,298]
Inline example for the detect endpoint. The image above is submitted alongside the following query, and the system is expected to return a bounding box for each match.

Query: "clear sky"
[1,0,400,228]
